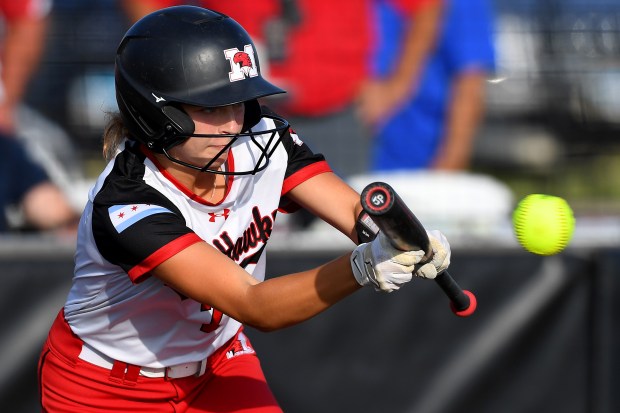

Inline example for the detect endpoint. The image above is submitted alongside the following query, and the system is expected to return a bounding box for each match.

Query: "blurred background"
[2,0,620,412]
[24,0,620,213]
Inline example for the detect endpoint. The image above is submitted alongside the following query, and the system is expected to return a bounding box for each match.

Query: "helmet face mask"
[161,114,290,175]
[114,5,287,175]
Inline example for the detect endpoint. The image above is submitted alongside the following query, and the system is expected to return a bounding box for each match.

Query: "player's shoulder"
[259,105,280,118]
[259,106,312,151]
[253,105,286,132]
[253,105,302,152]
[255,105,296,144]
[93,142,172,209]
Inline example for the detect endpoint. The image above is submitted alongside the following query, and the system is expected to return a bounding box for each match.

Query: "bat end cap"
[450,290,477,317]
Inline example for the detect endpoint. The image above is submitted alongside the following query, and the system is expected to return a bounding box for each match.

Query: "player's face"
[170,103,245,169]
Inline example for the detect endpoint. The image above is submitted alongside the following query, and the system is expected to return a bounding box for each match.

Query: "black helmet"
[115,5,288,175]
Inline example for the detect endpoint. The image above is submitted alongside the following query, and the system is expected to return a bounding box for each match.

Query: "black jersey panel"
[92,144,194,274]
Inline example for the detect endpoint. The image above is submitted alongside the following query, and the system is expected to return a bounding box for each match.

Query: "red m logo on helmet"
[224,45,259,82]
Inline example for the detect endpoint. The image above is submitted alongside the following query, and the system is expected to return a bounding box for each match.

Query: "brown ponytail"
[102,112,128,161]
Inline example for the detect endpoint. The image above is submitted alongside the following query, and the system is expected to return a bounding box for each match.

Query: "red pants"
[38,310,282,412]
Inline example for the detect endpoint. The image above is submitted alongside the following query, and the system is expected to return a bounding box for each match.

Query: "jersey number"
[200,305,224,333]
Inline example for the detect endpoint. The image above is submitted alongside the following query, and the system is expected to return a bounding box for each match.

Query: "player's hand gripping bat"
[360,182,476,317]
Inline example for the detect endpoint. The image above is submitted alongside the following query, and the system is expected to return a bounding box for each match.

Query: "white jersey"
[64,114,330,368]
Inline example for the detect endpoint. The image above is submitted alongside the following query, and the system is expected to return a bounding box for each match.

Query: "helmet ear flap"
[162,105,195,136]
[146,105,195,151]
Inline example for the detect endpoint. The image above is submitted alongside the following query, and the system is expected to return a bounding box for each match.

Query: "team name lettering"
[212,207,276,262]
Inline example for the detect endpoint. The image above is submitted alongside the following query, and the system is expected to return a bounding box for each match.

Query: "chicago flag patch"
[108,204,173,233]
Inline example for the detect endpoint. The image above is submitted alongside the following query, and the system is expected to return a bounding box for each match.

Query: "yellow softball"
[512,194,575,255]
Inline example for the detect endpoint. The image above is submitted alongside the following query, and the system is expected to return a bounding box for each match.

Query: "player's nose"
[218,104,244,135]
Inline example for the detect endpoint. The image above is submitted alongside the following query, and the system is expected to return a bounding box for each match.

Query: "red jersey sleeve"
[125,0,180,9]
[132,0,279,39]
[201,0,278,39]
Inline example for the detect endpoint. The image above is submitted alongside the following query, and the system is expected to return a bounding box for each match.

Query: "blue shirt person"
[370,0,496,171]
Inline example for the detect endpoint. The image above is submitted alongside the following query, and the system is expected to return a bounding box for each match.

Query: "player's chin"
[204,156,227,171]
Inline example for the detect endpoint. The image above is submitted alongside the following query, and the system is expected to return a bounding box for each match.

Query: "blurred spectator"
[357,0,442,126]
[0,133,78,233]
[0,0,79,234]
[0,0,51,134]
[363,0,496,171]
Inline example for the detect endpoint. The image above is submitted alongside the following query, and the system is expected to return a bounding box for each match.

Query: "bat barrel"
[361,182,395,216]
[360,182,476,317]
[361,182,433,260]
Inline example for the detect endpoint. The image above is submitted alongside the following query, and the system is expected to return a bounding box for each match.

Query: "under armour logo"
[152,93,166,103]
[208,209,231,222]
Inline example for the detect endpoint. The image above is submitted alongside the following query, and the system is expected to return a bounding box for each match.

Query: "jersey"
[0,0,51,20]
[63,114,331,368]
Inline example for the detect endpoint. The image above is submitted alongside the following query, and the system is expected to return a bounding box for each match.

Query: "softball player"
[38,6,451,412]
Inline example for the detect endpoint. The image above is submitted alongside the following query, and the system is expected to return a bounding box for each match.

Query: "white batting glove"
[351,231,425,292]
[414,230,452,279]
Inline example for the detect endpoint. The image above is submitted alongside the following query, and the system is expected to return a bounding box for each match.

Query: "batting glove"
[414,230,452,279]
[351,231,425,292]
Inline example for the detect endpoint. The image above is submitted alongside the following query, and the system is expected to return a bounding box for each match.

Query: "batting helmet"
[115,5,288,175]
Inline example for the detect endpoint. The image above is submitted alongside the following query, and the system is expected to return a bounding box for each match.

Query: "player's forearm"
[390,1,442,92]
[287,172,363,243]
[154,235,362,332]
[433,71,486,170]
[243,254,361,332]
[22,182,78,230]
[1,18,48,107]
